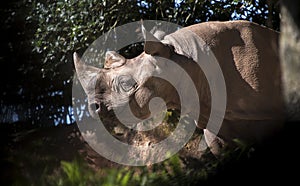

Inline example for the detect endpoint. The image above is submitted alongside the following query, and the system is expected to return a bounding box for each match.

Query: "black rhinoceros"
[73,20,284,155]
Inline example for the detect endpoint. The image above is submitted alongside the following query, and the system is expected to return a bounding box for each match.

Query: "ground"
[1,120,299,185]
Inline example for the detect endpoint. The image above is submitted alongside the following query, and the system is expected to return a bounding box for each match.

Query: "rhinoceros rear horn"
[73,52,100,93]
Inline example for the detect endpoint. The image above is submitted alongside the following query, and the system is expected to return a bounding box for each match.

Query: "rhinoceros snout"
[89,101,112,119]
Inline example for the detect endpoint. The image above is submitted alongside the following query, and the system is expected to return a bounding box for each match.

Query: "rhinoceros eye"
[118,75,137,92]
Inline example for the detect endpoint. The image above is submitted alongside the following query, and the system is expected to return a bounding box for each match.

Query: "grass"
[40,154,210,186]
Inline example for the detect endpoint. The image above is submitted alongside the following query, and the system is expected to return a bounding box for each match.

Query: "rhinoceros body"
[74,20,284,154]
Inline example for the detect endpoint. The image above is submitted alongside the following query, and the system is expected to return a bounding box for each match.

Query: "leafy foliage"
[0,0,280,126]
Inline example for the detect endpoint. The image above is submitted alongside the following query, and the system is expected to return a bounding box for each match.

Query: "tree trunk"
[280,0,300,120]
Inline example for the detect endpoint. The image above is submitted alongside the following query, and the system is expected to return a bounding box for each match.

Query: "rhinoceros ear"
[144,41,172,59]
[142,25,171,58]
[104,51,126,69]
[73,52,100,93]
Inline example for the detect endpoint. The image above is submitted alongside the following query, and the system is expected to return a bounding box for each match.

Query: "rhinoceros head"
[73,33,178,122]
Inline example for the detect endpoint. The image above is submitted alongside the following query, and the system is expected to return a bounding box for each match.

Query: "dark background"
[1,0,299,185]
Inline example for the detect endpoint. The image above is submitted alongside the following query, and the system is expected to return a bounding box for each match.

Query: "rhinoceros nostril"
[90,103,100,113]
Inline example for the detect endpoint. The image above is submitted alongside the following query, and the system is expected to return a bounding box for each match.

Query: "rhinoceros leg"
[203,129,225,156]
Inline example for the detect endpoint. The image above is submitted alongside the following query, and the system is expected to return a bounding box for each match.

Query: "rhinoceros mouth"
[88,100,112,119]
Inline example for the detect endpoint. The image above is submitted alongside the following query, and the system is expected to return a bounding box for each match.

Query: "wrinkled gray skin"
[74,20,284,155]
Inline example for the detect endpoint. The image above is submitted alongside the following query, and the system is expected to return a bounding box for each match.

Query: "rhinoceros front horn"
[73,52,100,94]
